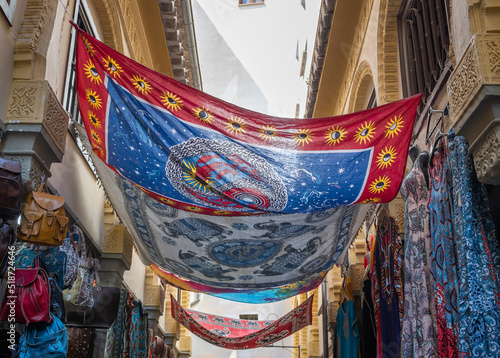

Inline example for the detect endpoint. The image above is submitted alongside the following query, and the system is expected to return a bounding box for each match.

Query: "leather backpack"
[0,259,51,324]
[0,221,15,278]
[18,184,69,246]
[0,156,23,220]
[17,314,68,358]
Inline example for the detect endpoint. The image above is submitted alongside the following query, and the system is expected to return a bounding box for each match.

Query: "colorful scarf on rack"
[170,294,314,349]
[75,25,421,297]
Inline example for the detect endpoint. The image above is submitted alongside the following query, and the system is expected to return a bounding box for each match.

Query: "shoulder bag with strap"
[0,258,51,324]
[18,183,69,246]
[17,314,67,358]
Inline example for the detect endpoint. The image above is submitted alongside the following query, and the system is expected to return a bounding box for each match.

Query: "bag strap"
[72,225,87,259]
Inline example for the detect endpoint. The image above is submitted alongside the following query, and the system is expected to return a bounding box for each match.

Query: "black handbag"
[0,156,23,220]
[66,287,121,328]
[0,221,15,278]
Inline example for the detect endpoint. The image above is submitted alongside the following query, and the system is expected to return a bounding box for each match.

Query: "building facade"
[303,0,500,356]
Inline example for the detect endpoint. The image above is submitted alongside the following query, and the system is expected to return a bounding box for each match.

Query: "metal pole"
[322,279,329,358]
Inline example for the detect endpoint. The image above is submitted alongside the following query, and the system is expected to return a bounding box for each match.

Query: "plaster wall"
[48,135,106,247]
[0,0,27,122]
[123,248,147,301]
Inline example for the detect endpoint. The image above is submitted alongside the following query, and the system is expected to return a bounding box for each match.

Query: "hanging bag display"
[0,131,23,220]
[0,220,15,279]
[64,232,100,311]
[17,314,68,358]
[18,183,69,246]
[0,258,51,324]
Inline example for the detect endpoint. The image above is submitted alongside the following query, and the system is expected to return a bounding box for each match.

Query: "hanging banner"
[75,27,420,298]
[170,294,314,349]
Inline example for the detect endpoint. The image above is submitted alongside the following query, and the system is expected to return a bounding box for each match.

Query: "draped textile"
[130,300,149,358]
[170,294,313,349]
[448,132,500,357]
[337,299,360,358]
[371,215,403,357]
[75,27,420,296]
[428,149,459,358]
[104,289,130,358]
[400,152,437,358]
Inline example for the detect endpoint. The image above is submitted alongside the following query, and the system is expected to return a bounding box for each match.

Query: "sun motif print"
[102,55,123,78]
[88,111,102,129]
[161,91,183,112]
[85,89,102,109]
[293,129,314,146]
[354,121,376,144]
[369,175,391,194]
[376,146,397,169]
[324,126,348,146]
[193,107,214,124]
[132,75,152,95]
[259,125,279,142]
[226,116,246,135]
[84,59,102,84]
[385,115,404,138]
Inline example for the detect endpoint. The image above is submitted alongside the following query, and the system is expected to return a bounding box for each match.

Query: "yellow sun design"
[159,197,176,206]
[160,91,183,112]
[354,121,376,145]
[376,146,397,169]
[92,146,104,157]
[385,115,404,138]
[102,56,123,78]
[225,116,246,135]
[193,107,214,124]
[182,160,216,193]
[132,75,152,95]
[90,130,102,145]
[186,206,203,213]
[324,126,348,146]
[214,210,229,216]
[81,36,95,55]
[259,125,278,142]
[362,197,381,204]
[369,175,391,194]
[85,89,102,109]
[293,128,314,146]
[88,111,101,129]
[84,60,102,84]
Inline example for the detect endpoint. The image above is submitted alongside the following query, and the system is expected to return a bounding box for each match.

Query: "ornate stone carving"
[6,80,68,154]
[377,0,401,105]
[144,285,162,307]
[93,0,123,52]
[448,34,500,125]
[348,61,374,113]
[389,195,405,232]
[102,224,134,265]
[13,0,58,80]
[116,0,153,68]
[336,0,374,114]
[471,119,500,184]
[349,264,365,294]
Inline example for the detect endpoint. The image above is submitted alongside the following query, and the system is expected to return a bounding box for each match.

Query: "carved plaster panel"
[6,80,68,154]
[102,224,133,264]
[144,284,162,307]
[448,34,500,124]
[389,195,405,232]
[471,119,500,184]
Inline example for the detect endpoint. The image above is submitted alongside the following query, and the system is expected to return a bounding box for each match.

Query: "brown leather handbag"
[0,221,14,278]
[18,183,69,246]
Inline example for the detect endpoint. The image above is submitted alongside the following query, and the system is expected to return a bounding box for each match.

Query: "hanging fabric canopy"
[170,294,314,349]
[74,27,421,301]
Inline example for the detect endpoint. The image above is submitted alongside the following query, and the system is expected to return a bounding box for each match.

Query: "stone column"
[144,267,165,338]
[298,293,309,358]
[308,293,320,358]
[177,290,192,358]
[3,80,69,192]
[163,285,180,351]
[99,203,133,287]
